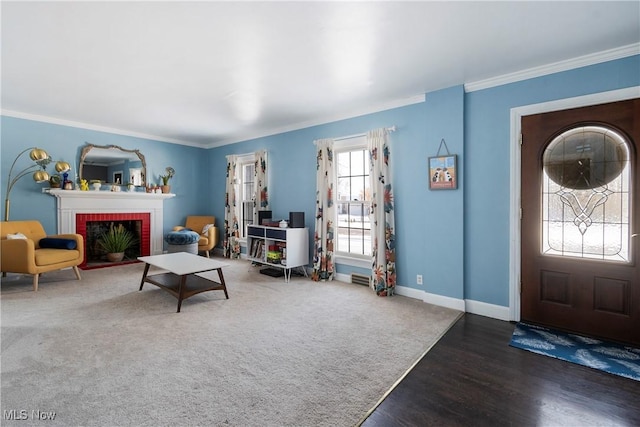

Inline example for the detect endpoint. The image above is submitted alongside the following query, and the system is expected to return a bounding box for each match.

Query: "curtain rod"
[334,125,396,142]
[226,150,262,161]
[318,126,397,144]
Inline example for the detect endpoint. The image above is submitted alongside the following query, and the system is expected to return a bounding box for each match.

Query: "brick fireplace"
[76,213,151,269]
[47,189,175,268]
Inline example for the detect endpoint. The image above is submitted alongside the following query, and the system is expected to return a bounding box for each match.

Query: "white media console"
[247,225,309,282]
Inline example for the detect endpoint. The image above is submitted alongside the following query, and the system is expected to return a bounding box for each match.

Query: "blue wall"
[2,54,638,312]
[0,118,208,237]
[464,55,640,306]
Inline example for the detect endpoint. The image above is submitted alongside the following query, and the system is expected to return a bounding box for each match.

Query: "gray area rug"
[1,260,461,426]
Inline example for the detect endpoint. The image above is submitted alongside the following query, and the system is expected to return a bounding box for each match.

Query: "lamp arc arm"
[6,165,42,196]
[4,147,50,221]
[5,148,38,196]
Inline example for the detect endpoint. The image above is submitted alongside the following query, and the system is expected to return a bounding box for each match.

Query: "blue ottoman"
[165,229,200,254]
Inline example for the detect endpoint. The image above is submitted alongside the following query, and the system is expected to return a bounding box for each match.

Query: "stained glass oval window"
[543,126,629,189]
[542,126,631,262]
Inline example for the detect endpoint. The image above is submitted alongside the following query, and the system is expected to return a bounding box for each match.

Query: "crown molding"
[464,43,640,93]
[3,94,426,150]
[0,109,205,148]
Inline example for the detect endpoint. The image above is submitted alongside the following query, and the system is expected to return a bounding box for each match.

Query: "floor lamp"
[4,147,51,221]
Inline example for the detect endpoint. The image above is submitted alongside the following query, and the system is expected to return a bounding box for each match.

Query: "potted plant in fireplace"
[97,223,138,262]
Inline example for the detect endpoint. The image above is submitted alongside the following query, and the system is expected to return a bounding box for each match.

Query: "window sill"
[334,254,370,269]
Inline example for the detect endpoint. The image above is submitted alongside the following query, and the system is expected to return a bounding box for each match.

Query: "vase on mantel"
[161,185,171,194]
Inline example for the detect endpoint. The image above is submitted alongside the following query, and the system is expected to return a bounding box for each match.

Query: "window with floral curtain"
[252,150,269,224]
[312,138,336,281]
[223,155,241,258]
[367,128,396,296]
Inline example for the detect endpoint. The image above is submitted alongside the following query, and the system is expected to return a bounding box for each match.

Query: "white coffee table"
[138,252,229,312]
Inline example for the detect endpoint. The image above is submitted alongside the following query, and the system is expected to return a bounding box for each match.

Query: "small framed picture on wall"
[428,154,457,190]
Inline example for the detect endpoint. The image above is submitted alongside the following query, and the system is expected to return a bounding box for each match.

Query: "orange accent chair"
[1,220,84,291]
[173,215,218,257]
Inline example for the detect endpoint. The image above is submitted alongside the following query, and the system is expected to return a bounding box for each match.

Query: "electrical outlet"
[417,274,423,285]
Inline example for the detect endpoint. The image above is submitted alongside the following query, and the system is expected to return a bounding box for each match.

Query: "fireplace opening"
[86,220,142,267]
[76,213,151,269]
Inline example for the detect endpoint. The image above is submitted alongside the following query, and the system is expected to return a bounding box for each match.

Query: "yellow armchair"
[1,220,84,291]
[173,215,218,258]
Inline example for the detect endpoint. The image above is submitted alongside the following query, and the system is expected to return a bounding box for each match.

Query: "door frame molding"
[508,86,640,321]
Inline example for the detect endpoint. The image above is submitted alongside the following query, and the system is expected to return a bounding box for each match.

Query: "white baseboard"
[429,293,467,312]
[394,285,424,300]
[395,285,465,311]
[307,278,511,321]
[423,292,466,311]
[395,285,510,320]
[464,299,511,321]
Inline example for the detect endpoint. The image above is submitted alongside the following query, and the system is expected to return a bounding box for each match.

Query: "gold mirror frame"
[79,143,146,186]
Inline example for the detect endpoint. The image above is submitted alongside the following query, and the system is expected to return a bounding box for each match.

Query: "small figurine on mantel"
[79,179,89,191]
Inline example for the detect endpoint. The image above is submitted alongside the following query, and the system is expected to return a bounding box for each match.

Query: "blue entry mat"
[509,322,640,381]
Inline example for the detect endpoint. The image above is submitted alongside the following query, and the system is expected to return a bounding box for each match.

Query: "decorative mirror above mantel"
[79,143,146,186]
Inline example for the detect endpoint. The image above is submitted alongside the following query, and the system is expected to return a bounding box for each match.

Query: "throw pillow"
[39,238,77,250]
[202,223,214,234]
[6,233,27,240]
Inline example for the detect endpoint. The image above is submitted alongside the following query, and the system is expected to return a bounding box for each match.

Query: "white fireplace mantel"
[47,189,175,255]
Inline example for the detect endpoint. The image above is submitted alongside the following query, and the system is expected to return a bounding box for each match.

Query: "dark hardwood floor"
[361,313,640,427]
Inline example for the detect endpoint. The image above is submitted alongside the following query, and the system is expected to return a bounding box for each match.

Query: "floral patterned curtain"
[223,155,240,258]
[252,150,269,224]
[312,138,336,281]
[368,128,396,296]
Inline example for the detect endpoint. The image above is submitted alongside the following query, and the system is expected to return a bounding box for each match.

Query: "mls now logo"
[3,409,56,421]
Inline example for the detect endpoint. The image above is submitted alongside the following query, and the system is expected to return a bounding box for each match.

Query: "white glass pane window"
[336,147,371,257]
[238,160,255,238]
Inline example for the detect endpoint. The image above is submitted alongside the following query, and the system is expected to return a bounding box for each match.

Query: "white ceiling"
[2,1,639,148]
